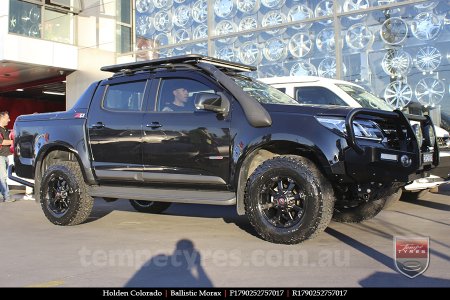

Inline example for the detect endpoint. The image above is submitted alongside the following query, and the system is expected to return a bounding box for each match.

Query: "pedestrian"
[0,111,13,202]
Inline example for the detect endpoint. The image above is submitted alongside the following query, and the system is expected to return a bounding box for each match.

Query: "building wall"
[66,0,120,108]
[1,1,121,107]
[0,1,9,43]
[0,34,78,69]
[66,48,115,109]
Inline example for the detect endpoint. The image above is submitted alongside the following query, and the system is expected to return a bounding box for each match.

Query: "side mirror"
[194,92,229,114]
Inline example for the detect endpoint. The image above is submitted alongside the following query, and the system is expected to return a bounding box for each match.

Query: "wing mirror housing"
[194,92,230,115]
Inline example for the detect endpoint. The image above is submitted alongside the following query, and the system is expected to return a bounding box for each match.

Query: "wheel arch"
[235,140,331,215]
[34,144,89,202]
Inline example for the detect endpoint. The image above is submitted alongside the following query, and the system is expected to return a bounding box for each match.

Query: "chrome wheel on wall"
[384,81,412,109]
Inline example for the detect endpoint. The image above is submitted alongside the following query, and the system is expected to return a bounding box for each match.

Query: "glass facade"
[43,8,73,43]
[134,0,450,130]
[9,0,75,44]
[117,0,133,53]
[9,0,42,38]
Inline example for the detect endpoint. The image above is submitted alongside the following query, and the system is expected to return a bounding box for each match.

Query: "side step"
[8,165,35,188]
[89,185,236,206]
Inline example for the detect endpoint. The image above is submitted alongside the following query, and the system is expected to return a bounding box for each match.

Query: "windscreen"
[231,76,299,105]
[338,84,394,111]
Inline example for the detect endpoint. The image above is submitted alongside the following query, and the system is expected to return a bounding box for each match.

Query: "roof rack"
[101,54,256,74]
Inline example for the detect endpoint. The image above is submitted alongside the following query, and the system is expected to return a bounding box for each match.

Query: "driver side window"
[157,78,218,112]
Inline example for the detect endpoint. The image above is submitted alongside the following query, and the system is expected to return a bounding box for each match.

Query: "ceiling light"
[43,91,65,95]
[16,88,24,91]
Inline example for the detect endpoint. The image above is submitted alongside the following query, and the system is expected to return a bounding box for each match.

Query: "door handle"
[91,122,105,129]
[146,122,162,129]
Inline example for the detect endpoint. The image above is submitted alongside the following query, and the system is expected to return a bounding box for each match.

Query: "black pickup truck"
[9,55,439,244]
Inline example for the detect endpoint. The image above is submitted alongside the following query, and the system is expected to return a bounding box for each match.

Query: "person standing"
[0,111,13,202]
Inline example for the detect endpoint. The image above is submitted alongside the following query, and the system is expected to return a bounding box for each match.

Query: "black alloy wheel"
[257,176,307,228]
[44,173,73,218]
[244,156,334,244]
[40,161,93,225]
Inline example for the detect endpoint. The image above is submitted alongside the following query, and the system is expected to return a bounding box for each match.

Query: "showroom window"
[336,0,450,129]
[133,0,450,131]
[9,0,76,44]
[9,0,42,38]
[43,7,74,43]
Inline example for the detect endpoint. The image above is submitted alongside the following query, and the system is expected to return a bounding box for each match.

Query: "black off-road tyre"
[129,200,171,213]
[40,161,93,225]
[383,189,403,209]
[333,197,386,223]
[244,156,335,244]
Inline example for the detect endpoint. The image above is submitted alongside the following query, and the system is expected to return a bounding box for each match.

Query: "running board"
[8,165,35,188]
[89,185,236,205]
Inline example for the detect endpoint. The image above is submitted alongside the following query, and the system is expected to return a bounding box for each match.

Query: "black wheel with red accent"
[244,156,335,244]
[40,161,93,225]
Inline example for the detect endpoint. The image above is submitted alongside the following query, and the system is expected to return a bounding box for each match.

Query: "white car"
[260,76,449,203]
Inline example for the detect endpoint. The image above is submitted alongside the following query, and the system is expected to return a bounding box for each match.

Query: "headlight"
[425,125,435,147]
[316,117,384,141]
[411,124,423,148]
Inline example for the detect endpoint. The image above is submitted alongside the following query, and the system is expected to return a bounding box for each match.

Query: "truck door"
[142,73,231,187]
[87,75,150,183]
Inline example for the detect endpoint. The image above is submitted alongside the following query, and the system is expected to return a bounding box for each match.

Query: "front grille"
[376,121,404,150]
[346,109,421,154]
[437,137,449,149]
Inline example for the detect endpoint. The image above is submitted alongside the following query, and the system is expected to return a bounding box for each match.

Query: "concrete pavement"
[0,187,449,287]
